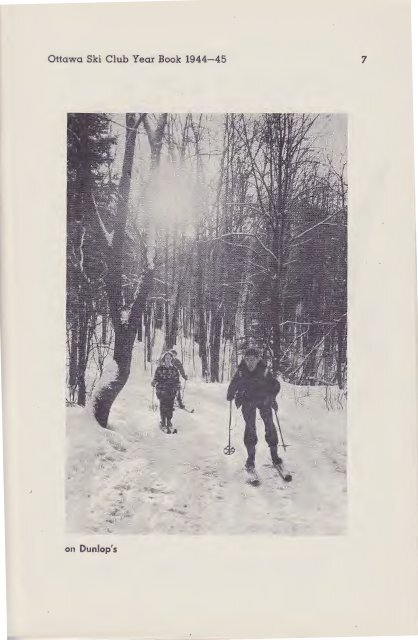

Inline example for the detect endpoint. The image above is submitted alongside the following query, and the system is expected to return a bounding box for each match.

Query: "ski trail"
[67,346,346,535]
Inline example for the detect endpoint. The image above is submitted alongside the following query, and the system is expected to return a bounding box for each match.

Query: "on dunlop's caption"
[65,544,118,554]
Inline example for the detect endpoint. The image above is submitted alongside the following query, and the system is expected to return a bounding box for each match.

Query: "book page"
[0,0,417,637]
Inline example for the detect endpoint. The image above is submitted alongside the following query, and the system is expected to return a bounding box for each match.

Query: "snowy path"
[67,347,346,535]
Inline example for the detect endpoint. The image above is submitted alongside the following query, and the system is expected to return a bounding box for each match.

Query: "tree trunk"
[167,283,181,349]
[68,316,78,402]
[101,312,108,344]
[234,237,255,345]
[323,330,333,382]
[336,316,346,389]
[220,333,227,383]
[91,359,131,428]
[270,274,281,374]
[196,254,208,379]
[91,114,167,426]
[164,231,170,347]
[198,311,208,379]
[209,313,222,382]
[91,114,152,426]
[302,323,318,384]
[269,225,282,374]
[92,268,153,426]
[145,303,152,363]
[136,313,143,342]
[76,299,88,406]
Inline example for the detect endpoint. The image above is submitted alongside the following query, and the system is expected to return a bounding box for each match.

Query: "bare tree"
[90,113,167,427]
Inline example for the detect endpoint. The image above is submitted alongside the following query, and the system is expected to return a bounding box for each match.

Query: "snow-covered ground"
[66,346,346,535]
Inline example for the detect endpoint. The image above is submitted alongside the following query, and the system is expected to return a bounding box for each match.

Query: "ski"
[273,462,292,482]
[245,467,261,486]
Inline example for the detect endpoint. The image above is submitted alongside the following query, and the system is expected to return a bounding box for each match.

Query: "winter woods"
[66,113,347,426]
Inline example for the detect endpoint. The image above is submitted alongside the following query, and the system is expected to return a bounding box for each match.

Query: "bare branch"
[204,232,277,262]
[280,320,338,327]
[239,118,273,224]
[290,209,344,243]
[103,114,146,133]
[218,239,266,260]
[287,314,346,376]
[67,127,81,143]
[282,328,310,355]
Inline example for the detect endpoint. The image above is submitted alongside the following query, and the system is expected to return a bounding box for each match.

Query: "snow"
[87,358,119,411]
[66,345,346,535]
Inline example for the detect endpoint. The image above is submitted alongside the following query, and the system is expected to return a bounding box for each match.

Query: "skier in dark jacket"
[151,351,180,433]
[170,349,188,409]
[227,347,281,470]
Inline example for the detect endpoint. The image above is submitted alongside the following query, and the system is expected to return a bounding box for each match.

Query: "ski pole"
[223,400,235,455]
[152,386,157,412]
[273,406,288,452]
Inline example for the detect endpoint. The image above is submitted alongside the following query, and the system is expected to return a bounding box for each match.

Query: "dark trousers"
[157,390,176,422]
[242,402,278,453]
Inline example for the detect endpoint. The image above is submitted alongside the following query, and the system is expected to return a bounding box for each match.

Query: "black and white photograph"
[66,112,347,534]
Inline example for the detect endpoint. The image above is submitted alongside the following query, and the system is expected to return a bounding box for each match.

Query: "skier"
[227,347,281,470]
[170,348,188,409]
[151,351,180,433]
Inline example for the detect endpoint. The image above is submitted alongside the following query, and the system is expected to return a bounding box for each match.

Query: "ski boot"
[244,449,260,485]
[245,448,256,471]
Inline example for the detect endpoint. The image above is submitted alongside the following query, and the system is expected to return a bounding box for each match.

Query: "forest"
[66,112,347,428]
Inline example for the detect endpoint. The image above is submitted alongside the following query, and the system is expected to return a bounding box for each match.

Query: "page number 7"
[361,55,367,63]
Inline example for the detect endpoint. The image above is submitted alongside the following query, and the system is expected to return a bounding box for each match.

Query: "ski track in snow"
[67,347,346,535]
